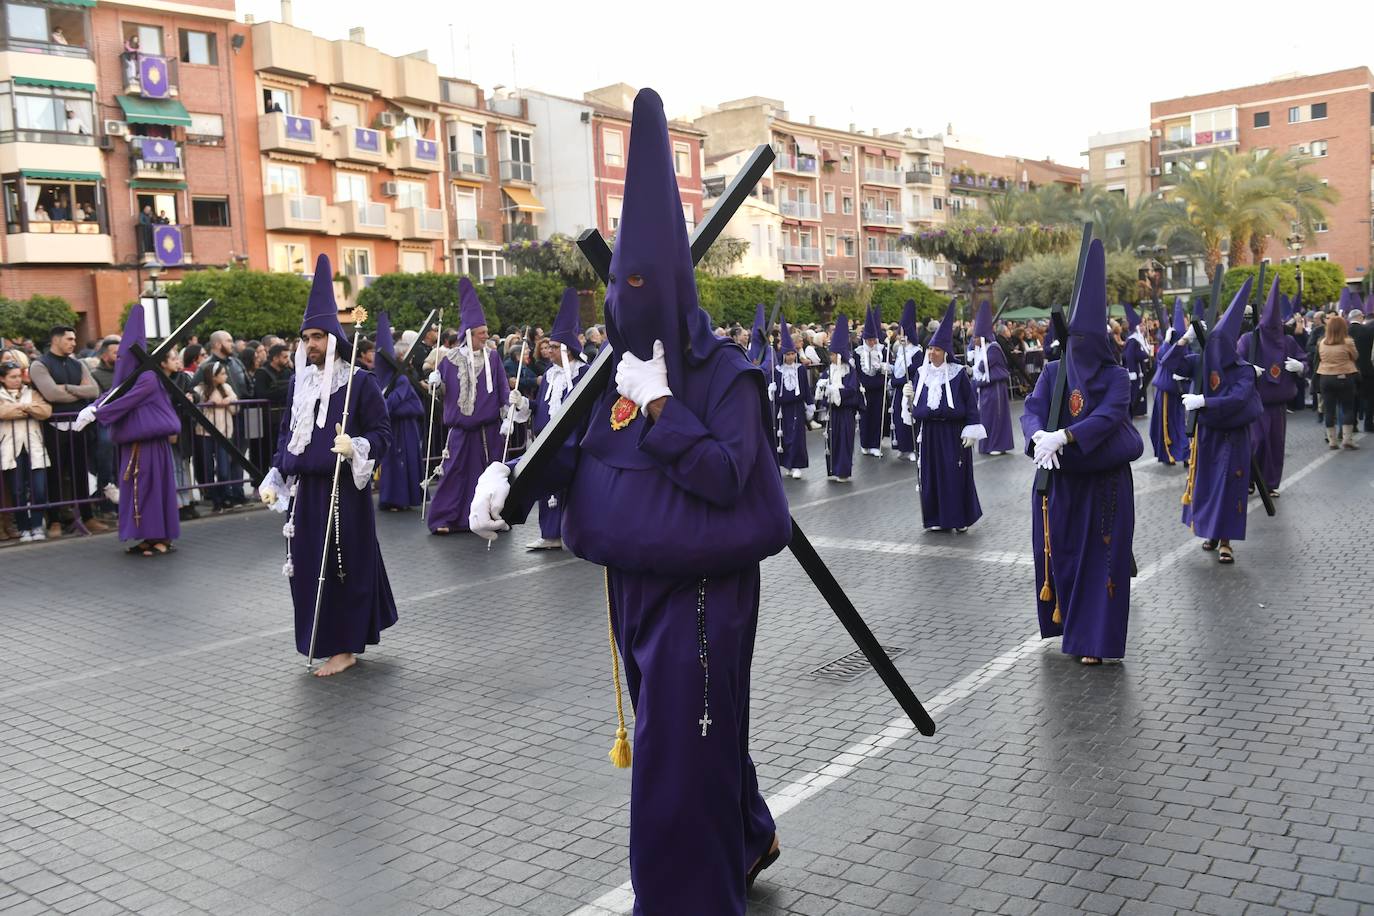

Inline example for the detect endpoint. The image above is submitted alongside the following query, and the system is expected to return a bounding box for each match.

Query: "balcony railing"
[449,151,489,177]
[258,112,320,155]
[863,167,903,185]
[499,159,533,183]
[354,201,387,227]
[780,200,820,221]
[129,138,184,180]
[122,54,179,98]
[452,218,492,240]
[779,245,821,265]
[503,222,538,242]
[2,36,91,59]
[287,195,323,222]
[774,154,818,175]
[861,206,903,227]
[863,249,905,268]
[905,169,934,184]
[0,128,98,146]
[136,223,192,265]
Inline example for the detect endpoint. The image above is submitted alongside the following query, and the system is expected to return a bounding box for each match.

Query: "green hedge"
[0,294,80,343]
[1219,261,1345,310]
[162,270,311,342]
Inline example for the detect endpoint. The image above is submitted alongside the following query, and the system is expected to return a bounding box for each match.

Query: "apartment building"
[1151,67,1374,283]
[887,130,950,291]
[702,148,782,281]
[943,143,1085,215]
[1085,128,1152,204]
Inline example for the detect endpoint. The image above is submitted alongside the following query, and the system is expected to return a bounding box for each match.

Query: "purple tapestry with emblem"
[152,225,183,266]
[139,55,170,99]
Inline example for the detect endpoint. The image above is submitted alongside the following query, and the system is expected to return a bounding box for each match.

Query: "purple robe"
[97,371,181,543]
[1122,336,1150,417]
[910,369,982,530]
[1237,330,1306,490]
[824,365,862,478]
[1148,355,1189,465]
[889,344,922,454]
[1160,348,1262,541]
[274,369,396,658]
[508,342,791,915]
[531,362,582,539]
[971,342,1013,454]
[1022,362,1141,658]
[427,349,509,532]
[855,344,887,450]
[379,375,424,509]
[773,363,810,470]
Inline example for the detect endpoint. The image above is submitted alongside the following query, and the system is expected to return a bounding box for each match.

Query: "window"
[5,174,102,231]
[1288,106,1300,123]
[187,112,223,146]
[6,2,88,52]
[824,231,836,256]
[264,163,302,196]
[178,29,216,65]
[1314,221,1329,233]
[270,242,307,274]
[682,202,695,231]
[765,224,774,257]
[394,115,429,140]
[1254,147,1270,160]
[1253,111,1269,128]
[673,142,691,177]
[825,270,838,281]
[401,249,428,273]
[461,248,506,282]
[135,191,178,225]
[822,189,835,213]
[1105,151,1127,169]
[334,171,369,203]
[395,179,426,210]
[603,129,623,167]
[1310,102,1326,120]
[1311,139,1328,157]
[606,195,623,232]
[840,153,852,173]
[191,197,229,227]
[263,87,293,115]
[126,23,162,55]
[340,246,371,277]
[508,130,531,163]
[933,197,943,211]
[842,236,855,258]
[931,163,942,176]
[841,195,853,215]
[843,270,857,280]
[329,99,359,127]
[4,84,94,138]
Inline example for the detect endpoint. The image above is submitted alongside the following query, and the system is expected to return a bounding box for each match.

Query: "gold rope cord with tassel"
[1181,431,1200,506]
[604,567,632,769]
[1161,394,1173,463]
[122,442,141,525]
[1039,494,1061,624]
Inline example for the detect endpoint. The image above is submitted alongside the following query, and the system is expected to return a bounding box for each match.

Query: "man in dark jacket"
[1347,306,1374,431]
[253,344,292,409]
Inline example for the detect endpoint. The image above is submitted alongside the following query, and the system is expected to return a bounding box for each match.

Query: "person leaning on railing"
[28,325,107,536]
[0,358,52,542]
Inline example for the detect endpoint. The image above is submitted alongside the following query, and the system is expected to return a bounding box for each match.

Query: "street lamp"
[1286,228,1306,301]
[1137,243,1169,325]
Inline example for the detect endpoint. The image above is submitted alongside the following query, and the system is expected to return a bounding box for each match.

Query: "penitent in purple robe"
[1237,280,1307,491]
[1021,361,1142,658]
[1122,335,1150,418]
[971,347,1013,454]
[531,360,583,538]
[773,362,810,469]
[379,375,424,509]
[427,348,508,532]
[97,371,181,543]
[855,342,887,451]
[274,367,397,658]
[824,367,861,478]
[910,366,983,529]
[889,342,922,454]
[1149,302,1190,465]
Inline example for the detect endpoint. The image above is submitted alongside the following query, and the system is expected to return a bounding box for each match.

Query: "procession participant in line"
[78,305,180,556]
[1237,278,1307,497]
[374,311,424,511]
[818,313,862,481]
[905,299,984,532]
[426,278,522,535]
[775,316,811,478]
[854,306,889,457]
[526,287,585,550]
[745,302,766,365]
[1161,278,1262,565]
[1121,304,1151,418]
[1022,240,1143,664]
[1149,300,1191,466]
[258,255,396,676]
[968,299,1013,455]
[888,300,923,462]
[468,89,791,915]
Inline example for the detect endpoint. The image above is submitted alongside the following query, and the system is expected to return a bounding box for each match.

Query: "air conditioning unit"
[381,181,399,197]
[1148,167,1161,176]
[377,111,398,128]
[104,120,128,137]
[580,111,591,124]
[97,135,115,150]
[1150,128,1162,138]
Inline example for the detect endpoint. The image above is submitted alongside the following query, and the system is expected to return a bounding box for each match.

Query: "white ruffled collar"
[287,347,349,456]
[913,360,961,411]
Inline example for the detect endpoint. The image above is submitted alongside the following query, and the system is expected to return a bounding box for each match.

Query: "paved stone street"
[3,411,1373,916]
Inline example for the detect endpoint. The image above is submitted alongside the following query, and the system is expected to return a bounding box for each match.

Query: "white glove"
[615,339,672,409]
[1172,374,1191,384]
[1179,325,1197,345]
[1284,357,1304,373]
[1253,364,1264,377]
[331,430,354,458]
[961,436,977,449]
[499,415,514,437]
[73,403,98,431]
[1182,393,1206,411]
[1033,428,1068,469]
[260,485,277,507]
[805,404,815,421]
[1128,372,1138,381]
[881,363,891,376]
[1031,429,1047,447]
[767,381,776,398]
[902,382,914,402]
[901,405,913,425]
[814,379,828,401]
[427,370,441,388]
[1164,328,1176,344]
[468,462,511,541]
[828,383,842,406]
[508,390,528,411]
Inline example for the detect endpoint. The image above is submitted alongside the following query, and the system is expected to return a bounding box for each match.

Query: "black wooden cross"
[380,308,438,399]
[1033,223,1094,496]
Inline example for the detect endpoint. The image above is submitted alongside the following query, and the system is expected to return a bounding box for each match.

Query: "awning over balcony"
[502,187,545,213]
[20,169,102,181]
[793,135,819,157]
[130,179,188,190]
[116,96,192,128]
[50,0,95,6]
[391,102,436,124]
[13,77,96,92]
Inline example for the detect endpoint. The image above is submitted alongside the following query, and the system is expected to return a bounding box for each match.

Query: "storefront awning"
[20,169,102,182]
[116,95,192,128]
[130,179,188,190]
[502,187,545,213]
[13,76,96,92]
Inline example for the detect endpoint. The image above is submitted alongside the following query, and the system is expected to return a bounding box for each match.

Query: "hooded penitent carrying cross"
[746,302,767,364]
[774,316,811,476]
[821,313,863,480]
[1237,278,1307,493]
[374,311,425,510]
[1149,300,1192,465]
[260,254,396,671]
[906,298,984,530]
[968,299,1013,454]
[888,300,924,460]
[528,287,585,548]
[1121,303,1151,418]
[1021,239,1144,661]
[855,306,889,455]
[426,277,513,534]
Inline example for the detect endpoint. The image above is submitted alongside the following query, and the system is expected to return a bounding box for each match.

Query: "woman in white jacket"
[0,358,53,541]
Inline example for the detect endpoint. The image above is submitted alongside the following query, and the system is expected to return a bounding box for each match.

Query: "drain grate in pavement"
[808,646,906,681]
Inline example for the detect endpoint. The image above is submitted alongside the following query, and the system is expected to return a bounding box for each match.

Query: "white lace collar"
[287,344,349,456]
[913,360,961,411]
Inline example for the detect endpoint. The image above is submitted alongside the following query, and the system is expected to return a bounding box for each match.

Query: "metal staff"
[305,309,367,671]
[501,326,531,464]
[420,306,445,521]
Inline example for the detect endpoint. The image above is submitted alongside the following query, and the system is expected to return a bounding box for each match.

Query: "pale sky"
[240,0,1369,167]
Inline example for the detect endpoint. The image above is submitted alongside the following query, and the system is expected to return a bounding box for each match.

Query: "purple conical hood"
[899,299,919,343]
[602,88,723,395]
[374,310,396,389]
[1193,297,1206,321]
[972,299,993,342]
[457,277,488,338]
[1250,275,1289,371]
[1280,292,1293,322]
[1065,239,1115,389]
[1290,289,1303,318]
[550,287,582,355]
[300,253,346,341]
[779,317,796,355]
[1338,286,1360,316]
[747,303,766,363]
[1124,303,1141,331]
[111,303,148,388]
[926,299,958,354]
[1206,276,1252,370]
[830,313,852,359]
[1172,299,1188,336]
[862,306,881,341]
[1259,276,1283,334]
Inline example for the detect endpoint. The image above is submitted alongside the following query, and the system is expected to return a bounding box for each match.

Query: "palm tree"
[1159,151,1250,281]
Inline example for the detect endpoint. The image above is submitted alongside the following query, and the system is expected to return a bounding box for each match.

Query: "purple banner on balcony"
[416,138,437,161]
[139,56,170,100]
[354,127,379,152]
[153,225,183,266]
[286,116,315,142]
[137,137,178,164]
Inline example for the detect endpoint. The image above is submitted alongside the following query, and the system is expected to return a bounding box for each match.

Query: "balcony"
[863,166,903,186]
[779,245,821,265]
[774,154,818,175]
[4,228,113,264]
[0,128,97,147]
[136,223,193,265]
[861,206,903,227]
[339,200,391,237]
[452,218,492,241]
[400,206,445,240]
[396,137,442,173]
[1,35,91,59]
[499,159,534,184]
[780,200,820,221]
[905,169,934,185]
[128,137,184,181]
[251,20,318,79]
[263,193,326,233]
[448,151,489,178]
[123,54,178,99]
[258,112,320,156]
[863,249,905,268]
[947,173,1012,192]
[332,124,386,165]
[503,222,538,243]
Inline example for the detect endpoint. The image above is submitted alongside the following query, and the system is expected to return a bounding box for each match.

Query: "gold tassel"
[1038,494,1054,602]
[1161,395,1173,463]
[605,568,632,769]
[1181,432,1199,506]
[1052,601,1062,625]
